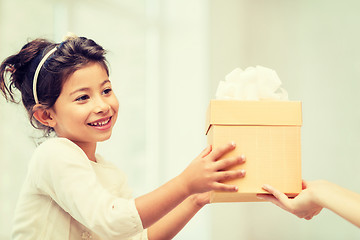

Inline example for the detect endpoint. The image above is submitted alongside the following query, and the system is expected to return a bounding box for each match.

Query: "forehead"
[61,62,109,92]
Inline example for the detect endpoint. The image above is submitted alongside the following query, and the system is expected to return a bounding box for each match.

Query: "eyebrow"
[70,79,111,96]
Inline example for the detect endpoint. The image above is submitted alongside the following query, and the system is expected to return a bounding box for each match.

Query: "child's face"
[48,62,119,146]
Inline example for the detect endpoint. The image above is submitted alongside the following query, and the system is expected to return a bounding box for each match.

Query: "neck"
[74,141,97,162]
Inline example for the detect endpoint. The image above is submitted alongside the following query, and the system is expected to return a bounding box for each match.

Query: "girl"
[0,35,246,240]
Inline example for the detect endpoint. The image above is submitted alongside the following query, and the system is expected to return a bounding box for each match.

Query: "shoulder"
[32,137,88,166]
[30,137,89,173]
[28,138,91,187]
[35,137,84,157]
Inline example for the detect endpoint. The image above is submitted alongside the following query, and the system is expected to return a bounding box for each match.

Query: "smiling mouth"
[88,117,111,127]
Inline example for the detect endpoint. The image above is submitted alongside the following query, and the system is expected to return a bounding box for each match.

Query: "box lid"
[206,100,302,135]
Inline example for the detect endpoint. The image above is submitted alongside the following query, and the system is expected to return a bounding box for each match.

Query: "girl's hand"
[258,180,323,220]
[191,192,211,208]
[180,143,246,196]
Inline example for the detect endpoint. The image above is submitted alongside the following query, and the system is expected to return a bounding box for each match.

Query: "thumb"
[198,145,212,158]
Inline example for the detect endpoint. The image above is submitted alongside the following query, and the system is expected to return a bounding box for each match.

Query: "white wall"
[209,1,360,240]
[1,1,360,240]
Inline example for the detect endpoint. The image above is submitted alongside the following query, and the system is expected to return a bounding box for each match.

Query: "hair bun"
[62,32,78,41]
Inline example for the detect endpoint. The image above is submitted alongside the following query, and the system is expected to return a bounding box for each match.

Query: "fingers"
[198,145,212,158]
[262,184,288,202]
[196,143,247,193]
[208,142,236,160]
[304,209,322,220]
[211,182,239,192]
[210,157,246,192]
[302,180,308,190]
[261,183,323,221]
[214,154,246,170]
[313,208,322,217]
[257,194,289,210]
[215,169,246,182]
[262,184,293,210]
[210,144,245,192]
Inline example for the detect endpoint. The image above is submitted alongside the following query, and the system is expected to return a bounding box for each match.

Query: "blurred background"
[1,0,360,239]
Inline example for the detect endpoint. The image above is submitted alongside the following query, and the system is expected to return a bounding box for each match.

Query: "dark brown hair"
[0,36,109,135]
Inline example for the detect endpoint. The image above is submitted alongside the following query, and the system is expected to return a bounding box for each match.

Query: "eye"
[75,95,90,102]
[102,88,112,95]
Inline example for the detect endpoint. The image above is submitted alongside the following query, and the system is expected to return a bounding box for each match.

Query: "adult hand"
[258,180,323,220]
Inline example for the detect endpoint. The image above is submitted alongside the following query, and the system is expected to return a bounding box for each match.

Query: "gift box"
[206,100,302,202]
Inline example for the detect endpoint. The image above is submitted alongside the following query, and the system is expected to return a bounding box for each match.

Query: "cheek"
[111,96,120,112]
[64,107,91,125]
[110,96,119,124]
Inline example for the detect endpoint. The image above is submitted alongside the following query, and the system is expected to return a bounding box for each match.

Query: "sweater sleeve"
[29,138,145,240]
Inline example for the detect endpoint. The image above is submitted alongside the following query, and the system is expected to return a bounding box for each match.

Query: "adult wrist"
[310,180,331,208]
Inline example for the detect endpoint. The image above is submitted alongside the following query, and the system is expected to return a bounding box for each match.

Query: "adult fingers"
[257,194,289,211]
[304,210,319,220]
[262,184,293,210]
[302,180,308,190]
[313,208,322,217]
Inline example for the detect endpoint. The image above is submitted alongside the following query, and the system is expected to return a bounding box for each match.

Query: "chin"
[97,133,112,142]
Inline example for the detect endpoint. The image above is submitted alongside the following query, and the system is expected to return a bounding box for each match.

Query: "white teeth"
[89,118,110,126]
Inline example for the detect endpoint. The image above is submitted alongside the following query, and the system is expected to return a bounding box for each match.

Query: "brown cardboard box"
[206,100,302,202]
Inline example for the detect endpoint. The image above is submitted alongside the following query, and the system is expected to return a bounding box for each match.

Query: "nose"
[93,98,110,114]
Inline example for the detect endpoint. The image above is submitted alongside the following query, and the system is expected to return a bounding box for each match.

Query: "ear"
[32,105,56,128]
